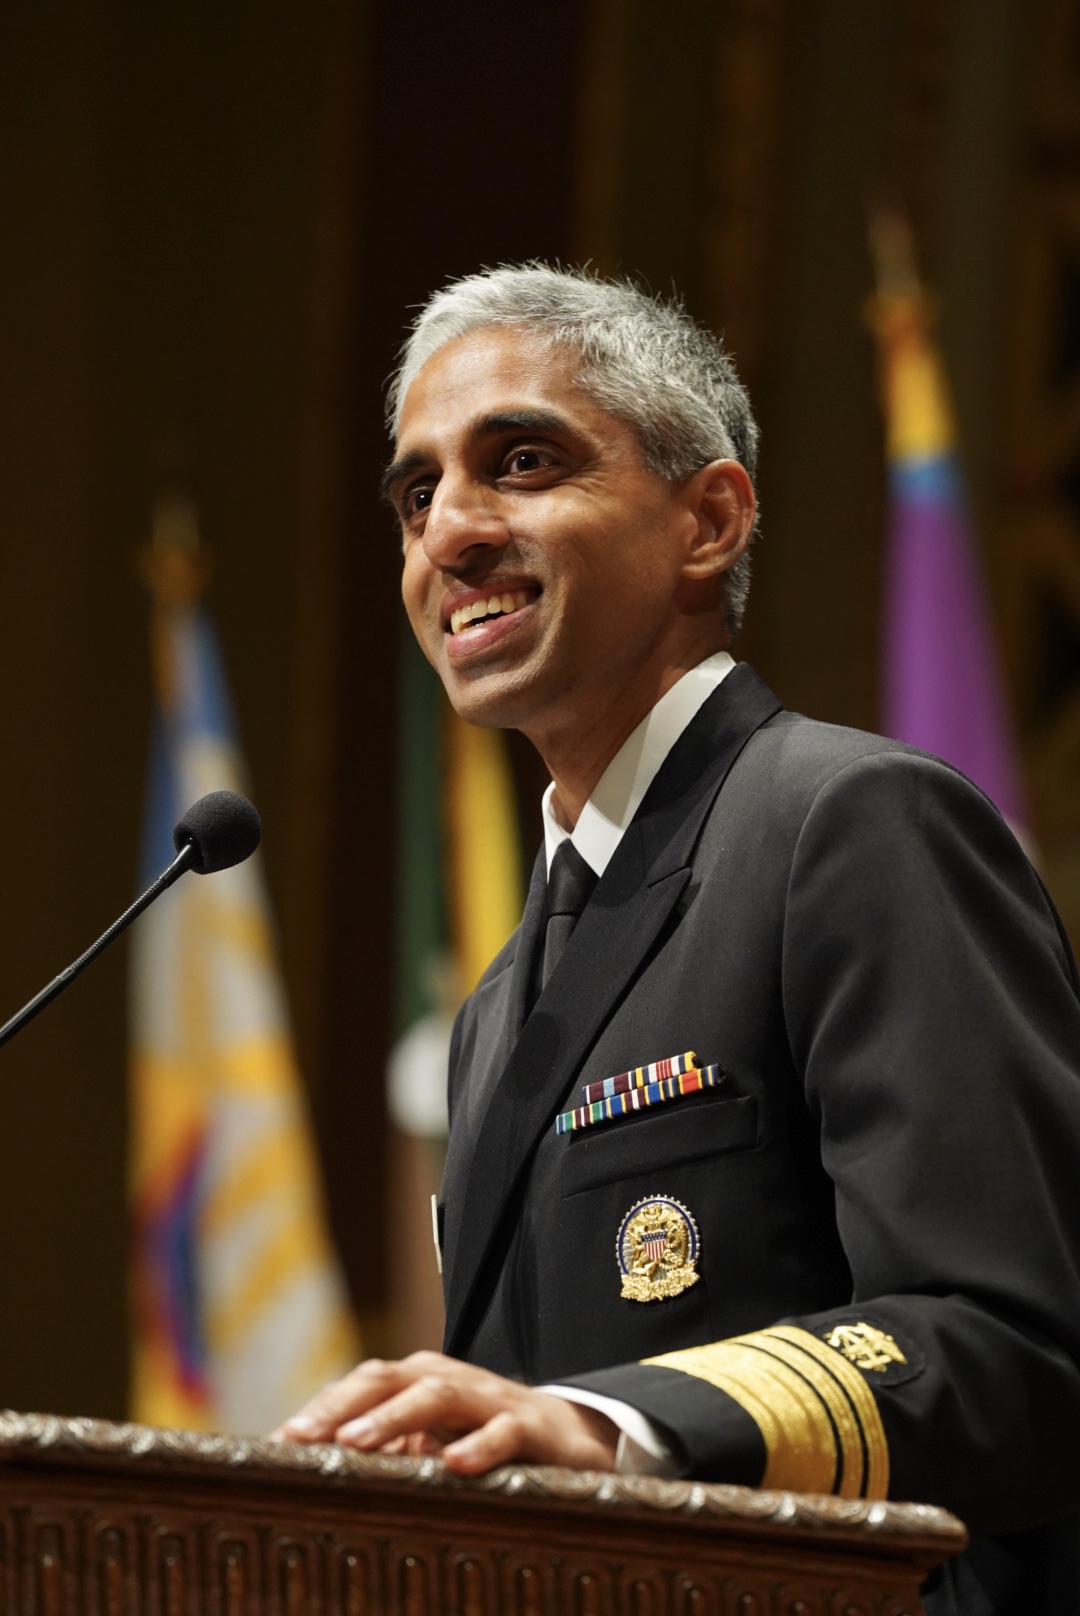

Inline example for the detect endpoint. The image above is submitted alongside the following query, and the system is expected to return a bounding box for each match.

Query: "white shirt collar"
[541,651,736,877]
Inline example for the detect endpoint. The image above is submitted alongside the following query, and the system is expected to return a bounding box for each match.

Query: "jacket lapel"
[442,663,783,1356]
[440,846,547,1268]
[502,846,549,1048]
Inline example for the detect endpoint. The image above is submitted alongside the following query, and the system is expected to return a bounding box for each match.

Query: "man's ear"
[681,459,755,581]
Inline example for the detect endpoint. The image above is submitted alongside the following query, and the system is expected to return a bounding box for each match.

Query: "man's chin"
[446,691,532,732]
[441,665,546,734]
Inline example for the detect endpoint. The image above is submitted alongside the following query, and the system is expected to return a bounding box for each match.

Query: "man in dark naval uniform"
[278,266,1080,1613]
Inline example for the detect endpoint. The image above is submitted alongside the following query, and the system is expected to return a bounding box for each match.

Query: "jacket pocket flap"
[561,1093,759,1198]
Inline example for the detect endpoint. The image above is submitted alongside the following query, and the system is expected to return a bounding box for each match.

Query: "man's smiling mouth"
[449,589,534,636]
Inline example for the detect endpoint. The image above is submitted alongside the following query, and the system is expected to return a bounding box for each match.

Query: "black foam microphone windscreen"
[173,790,262,874]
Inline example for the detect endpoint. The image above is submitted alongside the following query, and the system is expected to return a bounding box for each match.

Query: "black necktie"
[542,840,598,989]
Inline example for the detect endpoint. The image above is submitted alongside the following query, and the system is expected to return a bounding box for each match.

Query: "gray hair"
[387,264,760,635]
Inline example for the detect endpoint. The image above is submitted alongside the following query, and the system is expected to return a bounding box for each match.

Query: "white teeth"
[449,591,533,634]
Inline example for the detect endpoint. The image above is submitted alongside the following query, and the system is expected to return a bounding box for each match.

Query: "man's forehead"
[396,327,584,438]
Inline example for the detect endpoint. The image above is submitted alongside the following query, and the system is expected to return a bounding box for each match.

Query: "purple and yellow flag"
[130,502,359,1432]
[870,215,1027,831]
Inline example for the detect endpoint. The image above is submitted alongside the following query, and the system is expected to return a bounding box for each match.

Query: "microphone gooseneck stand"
[0,785,263,1055]
[0,841,199,1052]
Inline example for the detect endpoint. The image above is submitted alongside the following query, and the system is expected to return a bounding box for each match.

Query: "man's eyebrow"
[471,408,573,438]
[380,409,576,504]
[380,449,428,505]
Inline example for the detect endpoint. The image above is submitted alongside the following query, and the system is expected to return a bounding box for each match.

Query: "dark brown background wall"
[0,0,1075,1418]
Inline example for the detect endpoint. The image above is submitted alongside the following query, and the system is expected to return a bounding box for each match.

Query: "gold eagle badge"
[617,1195,700,1302]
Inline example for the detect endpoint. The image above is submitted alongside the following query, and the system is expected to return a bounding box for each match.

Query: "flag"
[387,630,523,1140]
[870,213,1027,830]
[386,633,454,1141]
[384,631,523,1351]
[130,507,359,1433]
[444,691,525,999]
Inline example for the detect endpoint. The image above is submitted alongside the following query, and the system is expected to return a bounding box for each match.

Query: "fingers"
[443,1410,524,1475]
[377,1431,444,1458]
[442,1396,619,1475]
[336,1369,474,1451]
[272,1353,442,1444]
[397,1430,444,1457]
[268,1356,618,1478]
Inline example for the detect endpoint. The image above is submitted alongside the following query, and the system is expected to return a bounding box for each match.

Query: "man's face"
[390,326,700,738]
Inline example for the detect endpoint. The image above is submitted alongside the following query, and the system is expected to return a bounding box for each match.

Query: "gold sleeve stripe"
[765,1326,889,1500]
[643,1326,889,1500]
[738,1330,866,1498]
[644,1340,839,1495]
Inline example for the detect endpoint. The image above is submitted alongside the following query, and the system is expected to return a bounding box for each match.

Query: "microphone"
[172,789,262,873]
[0,789,262,1052]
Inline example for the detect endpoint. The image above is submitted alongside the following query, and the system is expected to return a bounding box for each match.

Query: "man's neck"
[531,648,727,831]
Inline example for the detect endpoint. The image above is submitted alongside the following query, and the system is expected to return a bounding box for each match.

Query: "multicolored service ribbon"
[557,1063,725,1135]
[579,1051,698,1107]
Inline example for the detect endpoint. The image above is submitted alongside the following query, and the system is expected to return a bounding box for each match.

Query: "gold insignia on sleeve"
[825,1321,908,1372]
[617,1196,700,1302]
[645,1325,890,1499]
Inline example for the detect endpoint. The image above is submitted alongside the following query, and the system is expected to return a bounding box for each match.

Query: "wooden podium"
[0,1411,965,1614]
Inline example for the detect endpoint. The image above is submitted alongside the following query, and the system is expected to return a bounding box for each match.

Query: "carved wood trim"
[0,1411,962,1546]
[0,1409,970,1616]
[0,1412,967,1616]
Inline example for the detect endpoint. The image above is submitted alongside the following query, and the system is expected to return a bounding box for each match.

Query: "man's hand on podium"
[269,1352,619,1476]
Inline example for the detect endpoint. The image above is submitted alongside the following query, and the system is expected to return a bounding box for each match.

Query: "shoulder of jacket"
[725,714,1012,846]
[751,711,979,796]
[470,927,520,995]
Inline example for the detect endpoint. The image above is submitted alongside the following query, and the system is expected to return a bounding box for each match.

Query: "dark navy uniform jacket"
[438,663,1080,1616]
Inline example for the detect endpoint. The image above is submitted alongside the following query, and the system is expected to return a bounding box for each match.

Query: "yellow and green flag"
[387,631,523,1142]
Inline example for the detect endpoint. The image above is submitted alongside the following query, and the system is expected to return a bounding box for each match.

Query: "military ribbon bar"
[579,1050,698,1106]
[556,1063,724,1135]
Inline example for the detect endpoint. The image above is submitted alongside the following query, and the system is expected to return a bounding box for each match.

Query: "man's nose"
[422,476,509,571]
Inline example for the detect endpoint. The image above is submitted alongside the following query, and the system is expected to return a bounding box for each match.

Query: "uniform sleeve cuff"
[535,1385,680,1475]
[558,1362,766,1485]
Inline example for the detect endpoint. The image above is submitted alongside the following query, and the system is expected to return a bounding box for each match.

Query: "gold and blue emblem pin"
[617,1195,701,1301]
[555,1050,724,1134]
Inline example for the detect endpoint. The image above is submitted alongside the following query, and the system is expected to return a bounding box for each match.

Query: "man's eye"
[504,448,552,475]
[404,486,434,517]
